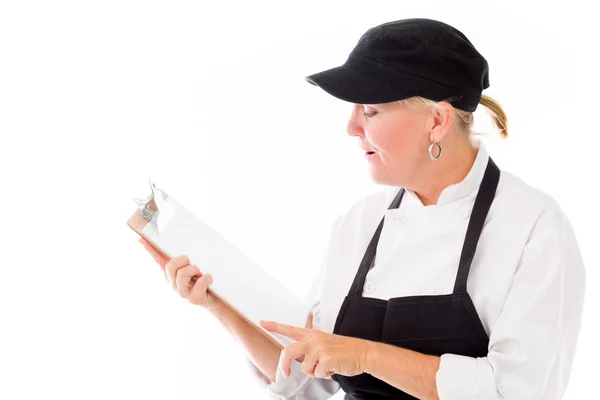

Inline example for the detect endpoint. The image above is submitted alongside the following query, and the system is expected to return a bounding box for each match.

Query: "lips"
[360,143,376,156]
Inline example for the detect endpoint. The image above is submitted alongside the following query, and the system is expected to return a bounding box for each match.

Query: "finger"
[300,350,319,377]
[165,255,191,290]
[189,273,213,305]
[279,341,310,378]
[175,264,202,297]
[260,321,308,341]
[314,358,334,379]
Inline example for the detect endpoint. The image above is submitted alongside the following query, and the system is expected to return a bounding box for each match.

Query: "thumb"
[189,273,213,304]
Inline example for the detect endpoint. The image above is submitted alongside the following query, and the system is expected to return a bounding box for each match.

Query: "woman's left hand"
[260,320,374,379]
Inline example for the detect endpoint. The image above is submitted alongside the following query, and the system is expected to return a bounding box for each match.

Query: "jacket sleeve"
[435,203,586,399]
[264,215,344,400]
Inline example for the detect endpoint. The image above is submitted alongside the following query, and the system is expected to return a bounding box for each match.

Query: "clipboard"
[127,178,311,349]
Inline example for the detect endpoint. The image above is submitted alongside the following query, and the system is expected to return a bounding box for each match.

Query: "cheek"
[367,120,420,161]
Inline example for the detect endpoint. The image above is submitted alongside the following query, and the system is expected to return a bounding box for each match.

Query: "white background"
[1,1,597,399]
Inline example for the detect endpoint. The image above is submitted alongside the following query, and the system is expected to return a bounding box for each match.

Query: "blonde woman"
[140,18,585,400]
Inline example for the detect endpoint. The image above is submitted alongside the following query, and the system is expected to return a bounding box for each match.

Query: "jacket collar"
[403,139,489,207]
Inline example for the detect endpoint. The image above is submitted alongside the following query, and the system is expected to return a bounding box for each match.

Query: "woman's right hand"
[138,237,224,312]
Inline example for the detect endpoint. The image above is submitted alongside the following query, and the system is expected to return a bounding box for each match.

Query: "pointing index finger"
[260,320,308,341]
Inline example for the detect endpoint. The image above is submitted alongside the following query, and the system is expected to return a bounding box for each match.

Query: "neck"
[409,140,478,206]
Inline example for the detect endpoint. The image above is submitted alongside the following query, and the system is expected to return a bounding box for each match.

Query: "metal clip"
[133,177,164,235]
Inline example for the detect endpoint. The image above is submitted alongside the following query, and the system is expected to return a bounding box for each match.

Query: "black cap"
[305,18,490,112]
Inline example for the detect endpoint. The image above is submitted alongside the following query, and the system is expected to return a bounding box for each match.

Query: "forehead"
[361,101,408,110]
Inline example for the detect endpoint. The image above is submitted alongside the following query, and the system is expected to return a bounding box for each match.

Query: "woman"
[139,18,586,400]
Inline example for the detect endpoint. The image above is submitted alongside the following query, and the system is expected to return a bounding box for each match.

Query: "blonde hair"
[401,94,508,139]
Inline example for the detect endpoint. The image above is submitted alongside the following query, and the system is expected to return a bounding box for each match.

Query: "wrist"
[206,298,227,317]
[363,340,380,375]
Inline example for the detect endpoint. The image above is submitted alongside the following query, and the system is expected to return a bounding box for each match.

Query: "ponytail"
[402,94,509,139]
[479,94,508,138]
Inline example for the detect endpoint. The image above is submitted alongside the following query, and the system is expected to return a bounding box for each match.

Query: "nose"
[346,104,365,138]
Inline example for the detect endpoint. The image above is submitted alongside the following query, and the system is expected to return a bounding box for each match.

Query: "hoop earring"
[428,142,442,161]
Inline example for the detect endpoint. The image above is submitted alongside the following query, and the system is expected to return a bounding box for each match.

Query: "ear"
[427,101,455,142]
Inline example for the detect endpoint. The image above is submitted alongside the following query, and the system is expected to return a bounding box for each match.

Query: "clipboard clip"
[133,177,166,235]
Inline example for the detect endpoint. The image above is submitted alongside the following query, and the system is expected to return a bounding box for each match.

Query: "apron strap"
[453,158,501,294]
[348,188,405,297]
[347,157,500,299]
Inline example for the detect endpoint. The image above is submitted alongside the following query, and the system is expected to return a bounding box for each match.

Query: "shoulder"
[496,169,566,222]
[494,169,573,250]
[496,171,585,284]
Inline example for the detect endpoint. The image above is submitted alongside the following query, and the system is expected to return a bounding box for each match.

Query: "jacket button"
[363,282,376,294]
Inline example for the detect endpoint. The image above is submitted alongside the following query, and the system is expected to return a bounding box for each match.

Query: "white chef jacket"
[262,140,586,400]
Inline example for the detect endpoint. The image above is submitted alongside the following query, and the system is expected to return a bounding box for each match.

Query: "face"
[346,101,433,187]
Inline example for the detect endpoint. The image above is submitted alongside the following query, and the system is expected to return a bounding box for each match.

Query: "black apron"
[330,158,500,400]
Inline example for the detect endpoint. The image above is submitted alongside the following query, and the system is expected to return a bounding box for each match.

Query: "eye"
[363,109,378,118]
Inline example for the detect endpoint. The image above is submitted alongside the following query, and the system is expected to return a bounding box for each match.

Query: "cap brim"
[305,64,415,104]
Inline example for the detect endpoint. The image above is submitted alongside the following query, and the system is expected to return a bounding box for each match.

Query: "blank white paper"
[141,195,309,347]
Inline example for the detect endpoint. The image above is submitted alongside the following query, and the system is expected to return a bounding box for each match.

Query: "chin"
[368,169,390,186]
[368,167,402,187]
